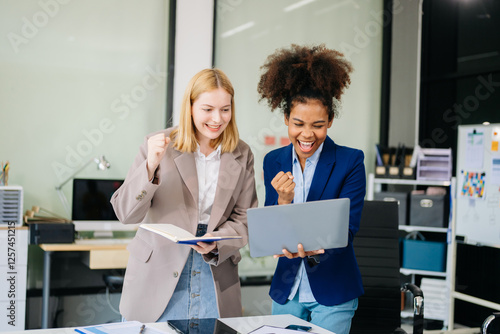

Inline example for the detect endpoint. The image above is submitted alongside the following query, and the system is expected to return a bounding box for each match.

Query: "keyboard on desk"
[74,238,133,245]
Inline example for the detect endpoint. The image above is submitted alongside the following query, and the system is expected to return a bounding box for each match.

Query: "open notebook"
[139,224,242,245]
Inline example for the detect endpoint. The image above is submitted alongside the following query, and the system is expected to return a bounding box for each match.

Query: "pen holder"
[375,146,416,179]
[400,166,416,179]
[374,147,397,178]
[375,165,389,178]
[0,169,6,186]
[400,148,416,179]
[387,165,400,178]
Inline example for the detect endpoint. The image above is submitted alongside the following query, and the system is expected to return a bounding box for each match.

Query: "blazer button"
[173,271,178,278]
[135,194,142,200]
[141,190,147,196]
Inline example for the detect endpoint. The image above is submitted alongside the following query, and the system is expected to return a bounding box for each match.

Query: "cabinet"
[0,226,28,331]
[367,173,455,328]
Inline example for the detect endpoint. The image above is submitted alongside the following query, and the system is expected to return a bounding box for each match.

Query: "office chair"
[350,200,402,334]
[102,272,125,321]
[482,312,500,334]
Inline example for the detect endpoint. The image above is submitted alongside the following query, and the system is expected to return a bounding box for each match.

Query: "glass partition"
[0,0,169,216]
[215,0,384,205]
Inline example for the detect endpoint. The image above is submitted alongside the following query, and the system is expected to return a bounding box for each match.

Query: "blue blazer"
[263,136,366,306]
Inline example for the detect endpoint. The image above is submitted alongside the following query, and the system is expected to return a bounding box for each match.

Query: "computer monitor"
[71,178,137,232]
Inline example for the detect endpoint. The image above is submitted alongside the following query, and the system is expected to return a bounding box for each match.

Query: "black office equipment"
[351,201,426,334]
[72,178,122,221]
[71,178,135,232]
[351,201,401,334]
[167,318,239,334]
[29,222,75,244]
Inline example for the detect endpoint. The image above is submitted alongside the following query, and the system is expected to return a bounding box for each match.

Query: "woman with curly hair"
[258,45,366,334]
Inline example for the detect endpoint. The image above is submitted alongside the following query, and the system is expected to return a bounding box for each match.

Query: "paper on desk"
[74,320,168,334]
[249,325,317,334]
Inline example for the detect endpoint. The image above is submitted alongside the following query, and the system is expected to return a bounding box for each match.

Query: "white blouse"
[194,145,221,225]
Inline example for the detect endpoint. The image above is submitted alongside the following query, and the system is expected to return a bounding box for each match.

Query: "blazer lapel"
[307,136,336,201]
[173,150,198,206]
[208,147,244,230]
[279,144,294,173]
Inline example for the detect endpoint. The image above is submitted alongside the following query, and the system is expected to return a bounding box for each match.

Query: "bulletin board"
[456,124,500,248]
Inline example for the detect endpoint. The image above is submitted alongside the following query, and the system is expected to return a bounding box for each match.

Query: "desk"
[39,240,130,329]
[6,314,335,334]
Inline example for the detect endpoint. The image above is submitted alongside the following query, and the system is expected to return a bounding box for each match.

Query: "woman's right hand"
[147,133,170,180]
[271,171,295,205]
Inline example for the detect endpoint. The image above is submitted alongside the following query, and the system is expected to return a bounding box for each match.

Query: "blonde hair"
[170,68,239,153]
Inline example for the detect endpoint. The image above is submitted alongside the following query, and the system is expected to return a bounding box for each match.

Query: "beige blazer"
[111,128,258,323]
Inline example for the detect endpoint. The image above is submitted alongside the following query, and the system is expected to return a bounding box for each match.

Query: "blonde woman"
[111,68,258,322]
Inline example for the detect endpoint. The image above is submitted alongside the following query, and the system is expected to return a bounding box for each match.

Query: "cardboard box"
[409,194,446,227]
[402,239,446,272]
[374,191,408,225]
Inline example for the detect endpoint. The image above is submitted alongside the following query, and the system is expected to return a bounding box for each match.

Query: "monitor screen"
[71,178,136,232]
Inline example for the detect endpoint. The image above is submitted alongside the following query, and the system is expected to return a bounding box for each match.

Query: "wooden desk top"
[39,238,131,252]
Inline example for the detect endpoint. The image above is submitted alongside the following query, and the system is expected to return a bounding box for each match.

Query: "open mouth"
[298,140,315,153]
[206,124,222,132]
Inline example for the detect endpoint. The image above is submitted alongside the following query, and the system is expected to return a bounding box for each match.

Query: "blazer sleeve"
[110,136,161,224]
[263,151,279,206]
[203,146,258,265]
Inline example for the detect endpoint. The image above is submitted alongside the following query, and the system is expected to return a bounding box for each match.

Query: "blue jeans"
[157,249,219,321]
[272,293,358,334]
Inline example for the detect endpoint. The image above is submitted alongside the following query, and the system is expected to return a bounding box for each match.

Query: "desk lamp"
[55,155,110,217]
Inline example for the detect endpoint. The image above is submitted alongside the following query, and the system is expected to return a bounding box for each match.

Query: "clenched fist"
[271,171,295,205]
[147,133,170,180]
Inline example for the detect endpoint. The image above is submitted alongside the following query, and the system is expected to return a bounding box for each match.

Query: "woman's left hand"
[274,243,325,259]
[191,233,217,254]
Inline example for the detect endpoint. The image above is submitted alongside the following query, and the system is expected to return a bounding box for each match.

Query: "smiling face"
[191,87,232,151]
[285,99,333,169]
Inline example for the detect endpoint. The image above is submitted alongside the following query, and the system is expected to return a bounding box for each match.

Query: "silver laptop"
[247,198,350,258]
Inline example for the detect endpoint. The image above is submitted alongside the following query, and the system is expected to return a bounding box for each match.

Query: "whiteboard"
[456,124,500,248]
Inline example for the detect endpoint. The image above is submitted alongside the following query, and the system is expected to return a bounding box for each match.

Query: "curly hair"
[257,44,353,121]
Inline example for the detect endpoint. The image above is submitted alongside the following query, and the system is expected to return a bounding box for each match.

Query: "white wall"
[172,0,214,125]
[389,0,423,147]
[0,0,168,217]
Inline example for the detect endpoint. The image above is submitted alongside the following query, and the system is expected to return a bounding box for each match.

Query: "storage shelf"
[399,225,448,233]
[418,166,450,170]
[373,177,451,186]
[400,268,447,277]
[368,173,455,329]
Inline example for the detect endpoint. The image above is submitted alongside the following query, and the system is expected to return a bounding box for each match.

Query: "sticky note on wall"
[493,128,500,151]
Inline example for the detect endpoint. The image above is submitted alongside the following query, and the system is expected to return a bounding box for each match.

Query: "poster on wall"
[465,130,484,170]
[491,158,500,185]
[460,171,486,199]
